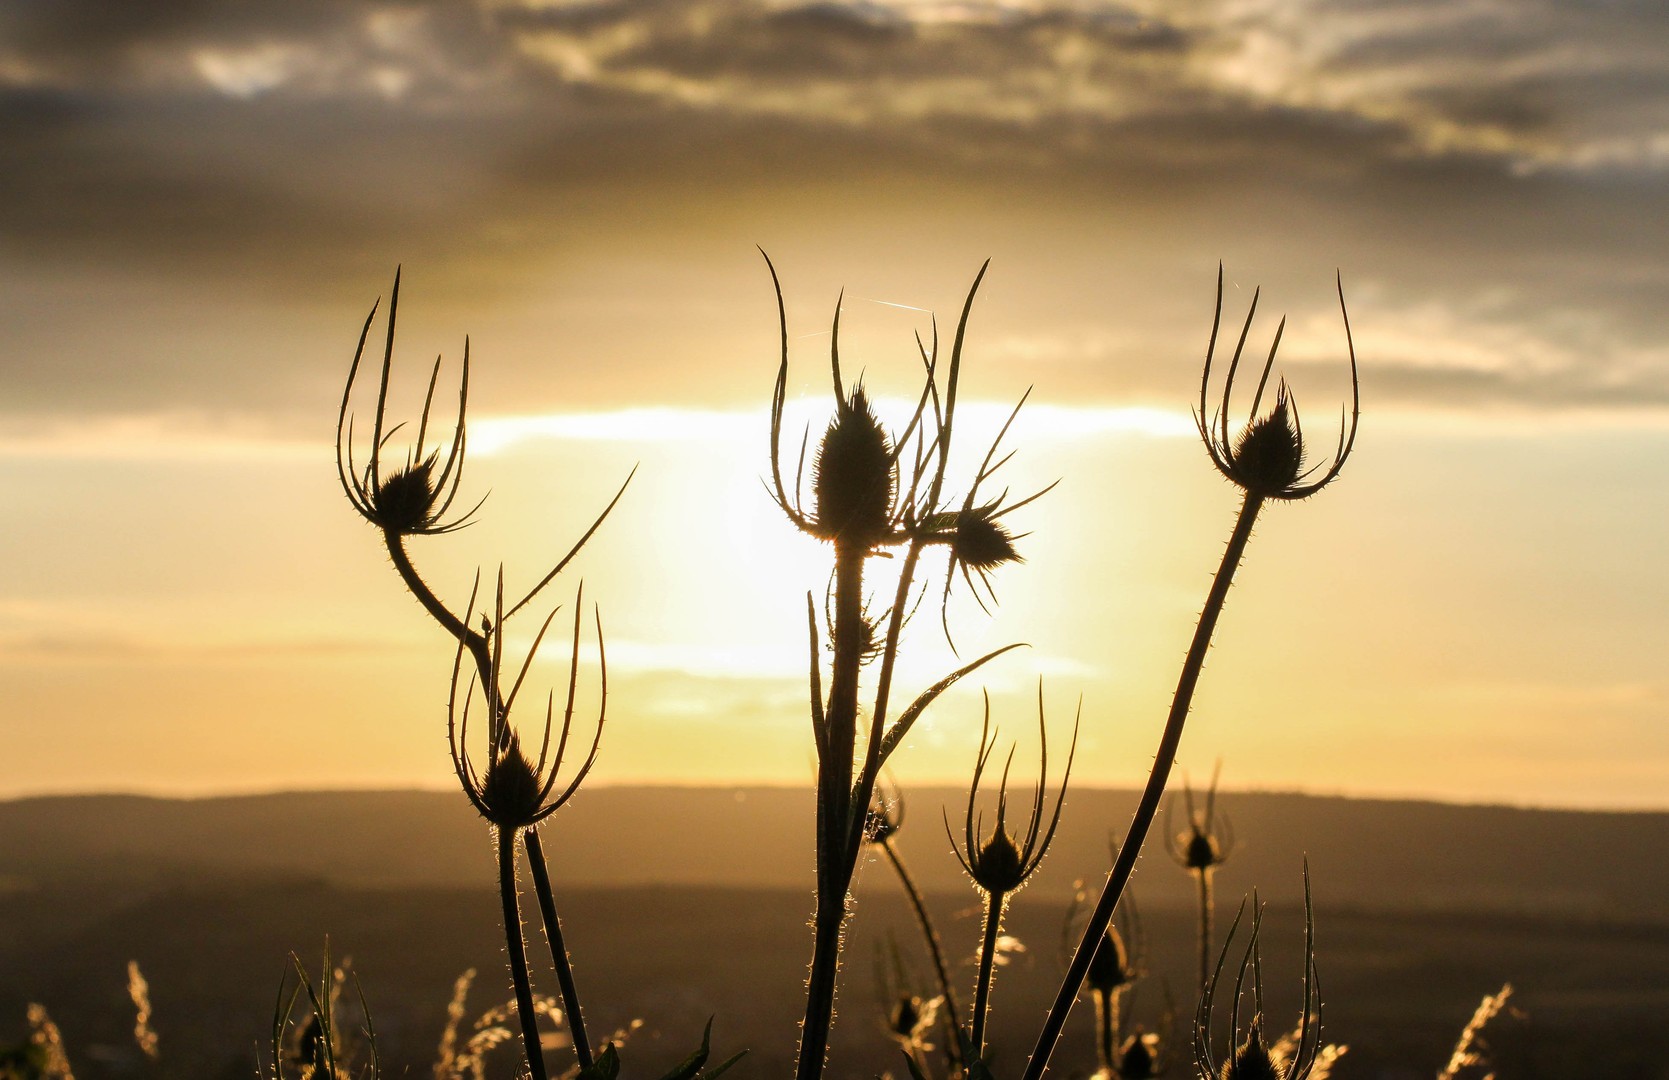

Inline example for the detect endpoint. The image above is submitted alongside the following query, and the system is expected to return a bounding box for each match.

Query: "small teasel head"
[1194,265,1360,501]
[1169,761,1235,874]
[1086,922,1135,996]
[917,385,1056,648]
[447,572,606,833]
[864,780,906,845]
[1194,865,1324,1080]
[337,268,484,537]
[948,686,1078,898]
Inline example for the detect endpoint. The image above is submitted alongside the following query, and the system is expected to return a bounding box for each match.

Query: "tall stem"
[497,829,548,1080]
[1023,493,1264,1080]
[1195,869,1214,998]
[879,838,963,1070]
[524,828,594,1069]
[1092,988,1118,1074]
[795,541,867,1080]
[970,890,1008,1060]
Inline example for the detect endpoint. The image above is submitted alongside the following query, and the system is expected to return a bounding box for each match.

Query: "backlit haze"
[3,0,1666,808]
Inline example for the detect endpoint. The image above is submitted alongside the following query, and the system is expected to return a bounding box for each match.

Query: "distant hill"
[2,786,1665,918]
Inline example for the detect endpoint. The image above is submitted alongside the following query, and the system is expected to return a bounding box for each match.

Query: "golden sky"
[2,0,1667,806]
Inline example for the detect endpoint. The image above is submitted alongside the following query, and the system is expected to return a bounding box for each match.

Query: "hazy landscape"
[5,787,1668,1078]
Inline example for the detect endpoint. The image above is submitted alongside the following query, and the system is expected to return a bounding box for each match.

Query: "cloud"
[0,0,1666,421]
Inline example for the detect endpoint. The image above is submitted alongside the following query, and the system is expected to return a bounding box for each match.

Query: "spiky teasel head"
[1194,865,1324,1080]
[947,686,1078,897]
[337,268,484,537]
[1169,762,1235,874]
[448,571,605,833]
[810,385,898,546]
[763,252,1048,594]
[1086,922,1135,996]
[1195,265,1359,501]
[1116,1030,1164,1079]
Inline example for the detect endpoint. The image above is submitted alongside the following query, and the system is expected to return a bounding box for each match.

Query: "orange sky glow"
[2,0,1667,808]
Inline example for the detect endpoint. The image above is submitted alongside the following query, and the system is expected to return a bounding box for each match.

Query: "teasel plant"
[947,689,1078,1062]
[1193,868,1332,1080]
[1023,267,1359,1080]
[1168,764,1236,996]
[1060,866,1148,1077]
[336,269,632,1079]
[764,254,1047,1080]
[865,784,964,1072]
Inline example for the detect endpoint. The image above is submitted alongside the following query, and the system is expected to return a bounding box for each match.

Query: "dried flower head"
[1193,867,1323,1080]
[1168,763,1235,874]
[337,269,483,536]
[948,687,1078,897]
[1116,1030,1163,1079]
[448,572,605,833]
[763,252,1049,630]
[812,383,898,546]
[1195,266,1360,501]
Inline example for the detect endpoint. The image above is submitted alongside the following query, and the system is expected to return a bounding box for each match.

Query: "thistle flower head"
[1195,266,1360,501]
[947,687,1078,898]
[337,268,483,536]
[1194,866,1324,1080]
[448,572,606,833]
[1169,763,1235,874]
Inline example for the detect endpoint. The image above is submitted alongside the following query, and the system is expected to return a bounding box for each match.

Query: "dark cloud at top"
[0,0,1666,420]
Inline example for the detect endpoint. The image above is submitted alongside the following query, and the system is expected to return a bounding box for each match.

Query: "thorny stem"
[1195,869,1214,998]
[524,828,594,1070]
[970,889,1008,1059]
[795,541,868,1080]
[1023,492,1265,1080]
[879,837,963,1070]
[497,829,548,1080]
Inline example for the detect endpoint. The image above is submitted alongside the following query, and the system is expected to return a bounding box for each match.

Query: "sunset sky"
[2,0,1666,808]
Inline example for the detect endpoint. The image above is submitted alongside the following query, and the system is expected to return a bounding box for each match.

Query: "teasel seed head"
[811,387,896,546]
[1229,389,1304,496]
[948,687,1078,899]
[1194,265,1360,502]
[949,505,1023,571]
[1086,924,1133,996]
[1185,831,1224,872]
[888,995,923,1042]
[1117,1032,1159,1079]
[1220,1025,1281,1080]
[479,735,544,830]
